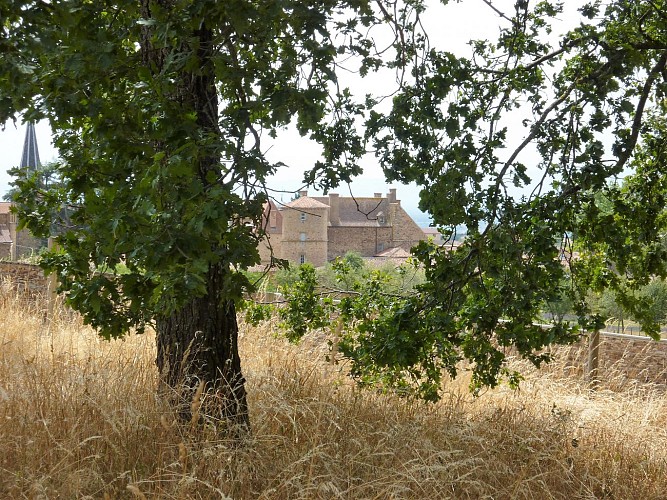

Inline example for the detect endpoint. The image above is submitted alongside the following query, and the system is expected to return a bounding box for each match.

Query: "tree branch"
[480,0,514,24]
[614,52,667,172]
[484,81,576,232]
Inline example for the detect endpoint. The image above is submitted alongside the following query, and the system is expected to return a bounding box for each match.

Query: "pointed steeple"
[20,122,41,172]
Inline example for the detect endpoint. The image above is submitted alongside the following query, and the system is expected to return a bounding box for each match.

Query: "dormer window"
[377,212,385,225]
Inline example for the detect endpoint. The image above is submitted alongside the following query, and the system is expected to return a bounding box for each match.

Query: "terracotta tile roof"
[285,197,329,209]
[374,246,411,258]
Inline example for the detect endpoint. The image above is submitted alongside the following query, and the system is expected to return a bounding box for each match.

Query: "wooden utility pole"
[587,329,600,390]
[46,237,58,325]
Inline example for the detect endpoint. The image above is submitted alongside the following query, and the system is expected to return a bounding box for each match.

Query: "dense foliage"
[279,0,667,397]
[2,1,667,405]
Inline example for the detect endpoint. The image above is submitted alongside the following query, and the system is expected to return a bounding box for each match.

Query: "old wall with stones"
[280,240,328,267]
[258,233,282,266]
[0,257,666,387]
[281,205,329,267]
[0,243,11,260]
[327,226,394,259]
[14,230,44,260]
[388,203,427,250]
[550,332,667,385]
[0,262,48,297]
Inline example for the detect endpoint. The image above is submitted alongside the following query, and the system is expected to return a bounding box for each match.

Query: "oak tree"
[278,0,667,398]
[0,0,395,427]
[355,0,667,395]
[2,0,667,414]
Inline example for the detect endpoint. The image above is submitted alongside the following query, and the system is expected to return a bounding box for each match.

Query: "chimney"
[329,193,340,225]
[387,188,397,203]
[299,190,308,198]
[374,192,382,198]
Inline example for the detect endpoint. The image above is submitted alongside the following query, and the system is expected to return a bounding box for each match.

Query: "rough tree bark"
[155,265,249,428]
[141,0,250,429]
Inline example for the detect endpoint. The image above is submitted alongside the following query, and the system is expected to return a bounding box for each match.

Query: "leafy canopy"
[0,0,395,337]
[2,0,667,398]
[277,0,667,397]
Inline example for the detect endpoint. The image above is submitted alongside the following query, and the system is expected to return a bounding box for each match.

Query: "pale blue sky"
[0,1,578,227]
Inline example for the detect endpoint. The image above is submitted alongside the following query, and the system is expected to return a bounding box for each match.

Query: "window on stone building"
[378,212,385,224]
[300,254,306,264]
[300,212,306,222]
[377,242,384,252]
[300,232,306,241]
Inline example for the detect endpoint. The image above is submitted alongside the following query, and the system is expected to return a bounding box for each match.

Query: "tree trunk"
[156,263,249,429]
[141,0,250,430]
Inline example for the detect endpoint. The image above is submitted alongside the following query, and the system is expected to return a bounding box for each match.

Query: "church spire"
[20,122,41,172]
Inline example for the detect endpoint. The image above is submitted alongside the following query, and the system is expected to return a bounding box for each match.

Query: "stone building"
[0,204,12,259]
[259,188,426,267]
[0,122,47,260]
[0,202,44,260]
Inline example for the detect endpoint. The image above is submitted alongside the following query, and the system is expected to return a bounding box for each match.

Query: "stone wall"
[327,226,393,259]
[2,259,665,386]
[388,203,428,250]
[14,229,44,260]
[0,243,11,260]
[554,332,667,385]
[0,262,48,297]
[281,204,329,267]
[280,240,329,267]
[258,233,282,266]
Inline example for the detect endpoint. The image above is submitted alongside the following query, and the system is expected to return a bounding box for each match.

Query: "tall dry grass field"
[1,288,667,498]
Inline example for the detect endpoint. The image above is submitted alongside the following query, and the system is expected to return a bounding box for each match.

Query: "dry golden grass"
[1,289,667,499]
